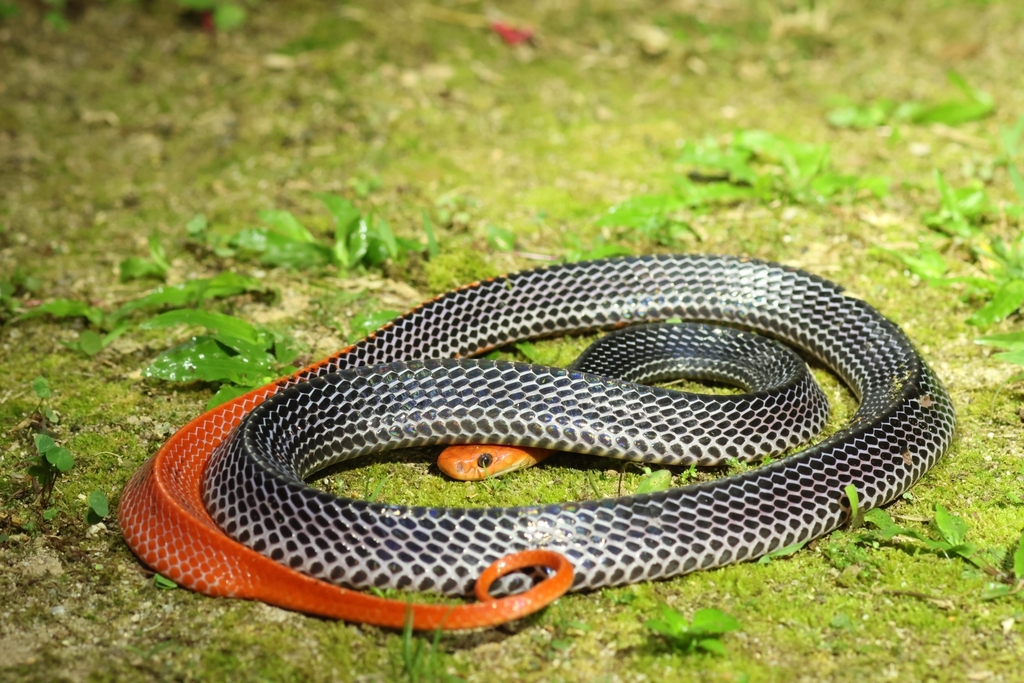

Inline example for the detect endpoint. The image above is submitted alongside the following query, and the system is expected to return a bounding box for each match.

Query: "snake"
[435,321,830,480]
[118,254,955,629]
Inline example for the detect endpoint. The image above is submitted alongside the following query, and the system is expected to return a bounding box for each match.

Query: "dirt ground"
[2,0,1024,681]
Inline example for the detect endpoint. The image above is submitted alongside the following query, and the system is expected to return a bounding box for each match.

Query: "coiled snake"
[119,254,955,629]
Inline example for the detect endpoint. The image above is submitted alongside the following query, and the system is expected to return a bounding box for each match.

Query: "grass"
[2,0,1024,681]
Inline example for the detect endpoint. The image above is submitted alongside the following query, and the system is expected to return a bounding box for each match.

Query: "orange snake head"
[436,444,552,481]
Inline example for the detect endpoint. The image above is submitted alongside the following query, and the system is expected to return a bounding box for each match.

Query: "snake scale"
[119,254,955,627]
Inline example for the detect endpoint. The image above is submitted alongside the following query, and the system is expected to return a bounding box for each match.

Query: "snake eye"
[476,452,493,469]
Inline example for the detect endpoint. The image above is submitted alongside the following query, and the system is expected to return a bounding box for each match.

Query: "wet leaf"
[145,335,274,386]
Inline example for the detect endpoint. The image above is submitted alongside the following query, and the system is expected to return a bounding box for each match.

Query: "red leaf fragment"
[491,21,533,46]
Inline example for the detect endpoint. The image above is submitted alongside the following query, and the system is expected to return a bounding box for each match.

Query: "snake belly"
[202,255,955,596]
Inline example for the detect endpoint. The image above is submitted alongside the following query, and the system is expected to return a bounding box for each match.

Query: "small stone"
[630,25,671,57]
[909,142,931,157]
[263,54,296,71]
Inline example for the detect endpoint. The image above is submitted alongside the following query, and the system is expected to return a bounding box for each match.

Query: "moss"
[2,0,1024,681]
[423,249,502,295]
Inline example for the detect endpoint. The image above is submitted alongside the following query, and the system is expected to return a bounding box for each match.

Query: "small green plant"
[18,271,270,357]
[0,267,40,322]
[921,169,991,239]
[635,467,672,494]
[41,0,69,31]
[348,309,400,343]
[827,71,994,129]
[120,232,170,282]
[845,483,864,529]
[0,1,19,20]
[177,0,247,31]
[756,539,808,565]
[86,490,109,525]
[644,605,741,656]
[31,376,59,424]
[979,531,1024,601]
[485,225,515,252]
[141,309,302,409]
[859,504,1003,575]
[28,432,73,504]
[398,608,454,683]
[153,573,178,590]
[191,196,427,272]
[976,332,1024,388]
[598,129,889,244]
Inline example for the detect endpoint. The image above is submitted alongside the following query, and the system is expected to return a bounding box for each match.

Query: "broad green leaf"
[213,3,246,30]
[45,446,74,472]
[883,245,948,281]
[77,330,105,356]
[596,195,683,229]
[756,539,808,564]
[810,173,859,198]
[145,336,274,386]
[857,175,891,199]
[18,299,105,326]
[315,194,362,235]
[826,100,896,129]
[153,574,178,589]
[259,210,315,243]
[373,217,398,259]
[349,309,400,342]
[185,214,208,236]
[947,70,994,106]
[486,225,515,252]
[43,508,59,521]
[845,483,862,527]
[967,279,1024,326]
[364,224,399,266]
[119,256,166,282]
[657,603,689,632]
[87,489,109,517]
[635,468,672,494]
[564,243,633,262]
[514,342,543,363]
[346,218,371,268]
[206,383,252,410]
[140,309,262,345]
[864,507,896,530]
[911,101,993,126]
[112,272,266,320]
[231,227,335,269]
[690,608,741,635]
[934,504,968,546]
[34,433,56,454]
[993,350,1024,365]
[32,376,52,399]
[677,180,756,205]
[678,138,758,184]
